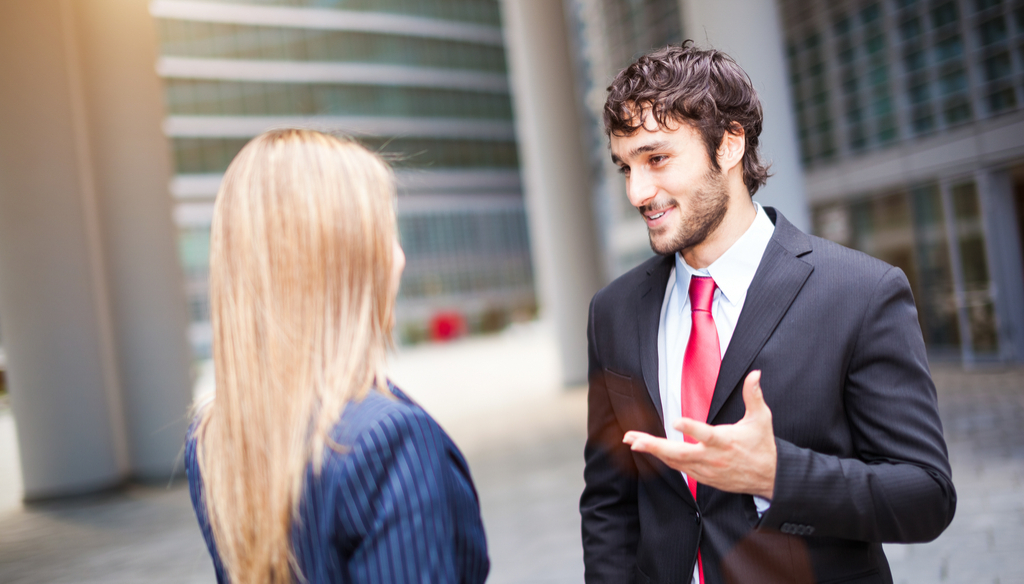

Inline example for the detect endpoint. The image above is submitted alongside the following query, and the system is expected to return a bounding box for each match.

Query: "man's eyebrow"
[610,140,672,165]
[630,141,671,158]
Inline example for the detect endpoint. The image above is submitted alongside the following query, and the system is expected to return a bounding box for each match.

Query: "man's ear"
[717,123,746,173]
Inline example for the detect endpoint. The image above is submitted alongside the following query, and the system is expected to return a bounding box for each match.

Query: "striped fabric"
[185,383,489,583]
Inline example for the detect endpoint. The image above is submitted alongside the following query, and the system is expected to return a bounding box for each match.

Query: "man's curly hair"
[604,41,771,196]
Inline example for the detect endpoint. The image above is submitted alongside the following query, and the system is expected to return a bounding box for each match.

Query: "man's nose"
[626,170,656,209]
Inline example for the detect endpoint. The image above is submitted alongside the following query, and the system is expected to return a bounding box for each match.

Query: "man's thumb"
[742,370,767,414]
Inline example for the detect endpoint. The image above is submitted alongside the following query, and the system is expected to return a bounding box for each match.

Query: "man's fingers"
[623,431,659,453]
[622,431,650,446]
[672,417,714,443]
[623,432,669,454]
[624,431,698,461]
[627,434,683,459]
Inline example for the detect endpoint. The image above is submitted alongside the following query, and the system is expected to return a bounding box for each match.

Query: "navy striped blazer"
[185,383,489,583]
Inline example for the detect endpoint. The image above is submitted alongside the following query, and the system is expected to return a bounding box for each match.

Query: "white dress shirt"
[656,203,775,583]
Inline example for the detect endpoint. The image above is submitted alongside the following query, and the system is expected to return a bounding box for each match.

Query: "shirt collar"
[674,202,776,307]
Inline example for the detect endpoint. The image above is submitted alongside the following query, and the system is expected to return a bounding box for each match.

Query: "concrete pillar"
[500,0,604,386]
[72,0,193,479]
[0,0,192,499]
[680,0,811,231]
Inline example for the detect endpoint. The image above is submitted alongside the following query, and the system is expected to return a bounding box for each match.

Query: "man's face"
[610,117,729,256]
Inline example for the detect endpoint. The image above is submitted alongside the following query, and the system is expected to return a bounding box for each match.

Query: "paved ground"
[0,332,1021,582]
[883,365,1024,584]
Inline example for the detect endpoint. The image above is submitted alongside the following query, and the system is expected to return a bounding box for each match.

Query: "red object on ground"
[429,311,467,342]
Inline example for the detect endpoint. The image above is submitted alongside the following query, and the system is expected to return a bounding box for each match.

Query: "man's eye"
[617,166,630,175]
[649,155,666,165]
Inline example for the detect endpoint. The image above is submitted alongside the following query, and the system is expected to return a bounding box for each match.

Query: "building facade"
[781,0,1024,363]
[150,0,535,357]
[564,0,1024,364]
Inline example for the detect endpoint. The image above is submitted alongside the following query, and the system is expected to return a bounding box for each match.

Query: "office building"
[781,0,1024,362]
[150,0,535,356]
[565,0,1024,363]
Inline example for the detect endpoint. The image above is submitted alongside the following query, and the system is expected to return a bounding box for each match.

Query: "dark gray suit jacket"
[581,208,956,584]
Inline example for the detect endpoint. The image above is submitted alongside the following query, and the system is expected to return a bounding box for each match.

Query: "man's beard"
[642,168,730,256]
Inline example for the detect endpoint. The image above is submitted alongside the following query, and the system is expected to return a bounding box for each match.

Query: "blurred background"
[0,0,1022,582]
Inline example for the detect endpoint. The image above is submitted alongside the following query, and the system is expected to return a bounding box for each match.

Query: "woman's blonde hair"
[193,128,397,583]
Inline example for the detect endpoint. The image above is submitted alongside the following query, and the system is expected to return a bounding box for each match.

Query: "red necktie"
[681,276,720,584]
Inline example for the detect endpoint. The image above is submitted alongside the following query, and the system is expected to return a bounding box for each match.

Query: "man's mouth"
[641,204,675,226]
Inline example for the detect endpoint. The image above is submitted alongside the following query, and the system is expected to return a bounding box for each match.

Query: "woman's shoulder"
[327,383,440,453]
[183,414,203,476]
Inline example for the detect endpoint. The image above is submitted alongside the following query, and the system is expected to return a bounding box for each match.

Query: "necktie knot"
[688,276,717,313]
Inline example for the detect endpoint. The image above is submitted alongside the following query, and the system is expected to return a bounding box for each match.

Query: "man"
[580,42,956,584]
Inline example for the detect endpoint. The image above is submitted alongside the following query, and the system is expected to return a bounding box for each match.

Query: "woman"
[185,129,489,583]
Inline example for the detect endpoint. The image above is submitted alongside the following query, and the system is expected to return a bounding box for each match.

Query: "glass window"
[950,181,998,353]
[987,87,1017,112]
[156,20,509,72]
[839,44,856,65]
[845,193,917,299]
[978,16,1008,46]
[813,204,851,245]
[900,16,923,40]
[930,2,960,28]
[842,71,859,94]
[834,15,852,36]
[938,67,968,94]
[909,184,961,349]
[935,35,964,62]
[173,0,505,27]
[973,0,1002,12]
[866,33,886,55]
[909,81,931,104]
[869,64,889,86]
[943,95,973,124]
[172,137,520,174]
[904,49,927,72]
[877,115,898,142]
[873,95,893,116]
[861,3,882,24]
[846,103,864,123]
[983,52,1014,81]
[912,105,936,133]
[163,80,515,119]
[849,126,868,150]
[397,208,533,300]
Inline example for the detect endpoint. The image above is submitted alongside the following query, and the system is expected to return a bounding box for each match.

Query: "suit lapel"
[637,255,696,504]
[708,211,814,424]
[637,255,673,425]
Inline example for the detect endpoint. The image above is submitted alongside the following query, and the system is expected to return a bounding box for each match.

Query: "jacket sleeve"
[760,266,957,543]
[334,406,469,583]
[580,295,641,583]
[184,423,229,584]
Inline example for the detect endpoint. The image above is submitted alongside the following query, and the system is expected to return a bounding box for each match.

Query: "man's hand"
[623,370,777,499]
